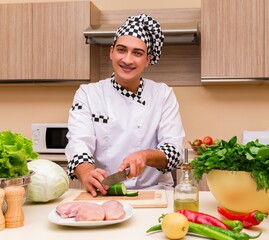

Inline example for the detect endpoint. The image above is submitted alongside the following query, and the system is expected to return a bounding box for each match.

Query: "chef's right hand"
[74,163,109,197]
[118,151,147,178]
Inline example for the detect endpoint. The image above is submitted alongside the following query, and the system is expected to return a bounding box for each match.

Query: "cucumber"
[107,183,127,196]
[106,183,139,197]
[125,190,139,197]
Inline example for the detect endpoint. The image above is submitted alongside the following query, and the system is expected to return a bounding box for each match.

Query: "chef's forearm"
[74,162,95,183]
[142,149,168,169]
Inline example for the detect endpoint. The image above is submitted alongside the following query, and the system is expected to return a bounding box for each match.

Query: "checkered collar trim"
[111,75,146,105]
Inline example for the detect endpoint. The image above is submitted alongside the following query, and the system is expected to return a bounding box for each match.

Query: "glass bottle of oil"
[174,162,199,211]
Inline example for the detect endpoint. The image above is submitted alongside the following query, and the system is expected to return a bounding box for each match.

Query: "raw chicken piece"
[75,203,105,221]
[56,202,83,218]
[56,200,125,221]
[102,200,125,220]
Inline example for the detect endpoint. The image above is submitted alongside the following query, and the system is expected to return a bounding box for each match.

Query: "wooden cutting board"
[61,190,167,208]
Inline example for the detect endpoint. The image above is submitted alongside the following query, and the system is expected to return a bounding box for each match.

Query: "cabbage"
[27,159,69,202]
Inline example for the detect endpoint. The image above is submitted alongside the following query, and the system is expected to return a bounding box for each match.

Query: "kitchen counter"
[1,189,268,240]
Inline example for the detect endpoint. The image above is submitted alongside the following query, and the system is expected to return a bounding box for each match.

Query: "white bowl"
[206,170,269,213]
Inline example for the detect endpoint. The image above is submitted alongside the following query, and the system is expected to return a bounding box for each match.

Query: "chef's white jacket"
[65,77,185,190]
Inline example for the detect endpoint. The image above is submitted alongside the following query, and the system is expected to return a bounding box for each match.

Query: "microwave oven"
[31,123,68,153]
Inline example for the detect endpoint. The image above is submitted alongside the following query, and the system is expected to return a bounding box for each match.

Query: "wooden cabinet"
[32,1,90,80]
[265,0,269,77]
[0,1,90,83]
[201,0,266,80]
[0,3,32,80]
[1,1,201,86]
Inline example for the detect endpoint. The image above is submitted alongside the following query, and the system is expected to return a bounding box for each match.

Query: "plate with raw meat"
[48,201,133,227]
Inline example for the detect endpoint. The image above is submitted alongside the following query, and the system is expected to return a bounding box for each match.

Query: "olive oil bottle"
[174,162,199,211]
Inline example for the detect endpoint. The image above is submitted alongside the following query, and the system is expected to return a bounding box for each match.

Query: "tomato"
[161,213,189,239]
[203,136,213,145]
[192,139,203,146]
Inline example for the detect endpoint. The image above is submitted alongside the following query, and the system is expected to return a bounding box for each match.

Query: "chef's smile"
[119,64,136,73]
[110,35,151,91]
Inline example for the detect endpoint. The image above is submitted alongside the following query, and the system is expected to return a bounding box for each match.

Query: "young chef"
[65,14,185,197]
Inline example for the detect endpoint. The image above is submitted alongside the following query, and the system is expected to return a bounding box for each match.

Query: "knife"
[102,167,130,186]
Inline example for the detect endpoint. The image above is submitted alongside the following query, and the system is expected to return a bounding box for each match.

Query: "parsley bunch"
[190,136,269,191]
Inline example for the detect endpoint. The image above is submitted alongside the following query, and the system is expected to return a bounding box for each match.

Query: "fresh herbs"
[0,130,38,178]
[190,136,269,191]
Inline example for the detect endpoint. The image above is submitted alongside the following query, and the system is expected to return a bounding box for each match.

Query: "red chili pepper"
[217,206,268,228]
[176,209,229,230]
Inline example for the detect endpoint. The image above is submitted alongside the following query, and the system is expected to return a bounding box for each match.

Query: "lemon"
[161,213,189,239]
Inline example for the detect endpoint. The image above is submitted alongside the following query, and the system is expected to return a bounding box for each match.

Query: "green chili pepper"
[204,224,262,240]
[146,224,162,233]
[188,222,235,240]
[146,221,262,240]
[147,222,234,240]
[221,219,243,232]
[146,222,233,239]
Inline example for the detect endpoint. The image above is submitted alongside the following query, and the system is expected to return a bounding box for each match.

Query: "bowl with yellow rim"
[206,170,269,213]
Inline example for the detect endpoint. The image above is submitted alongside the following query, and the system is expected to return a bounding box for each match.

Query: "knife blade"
[102,167,130,186]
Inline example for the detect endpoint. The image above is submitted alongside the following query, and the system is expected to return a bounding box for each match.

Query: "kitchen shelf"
[84,22,200,45]
[201,78,269,85]
[0,79,90,86]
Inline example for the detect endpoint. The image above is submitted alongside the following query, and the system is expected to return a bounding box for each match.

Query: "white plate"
[48,203,133,227]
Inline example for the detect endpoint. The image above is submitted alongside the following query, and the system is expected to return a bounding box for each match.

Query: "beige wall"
[175,85,269,144]
[1,0,269,146]
[0,86,75,137]
[1,84,269,145]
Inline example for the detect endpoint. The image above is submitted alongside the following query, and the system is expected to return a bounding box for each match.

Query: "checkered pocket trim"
[158,143,181,173]
[92,114,109,124]
[71,103,83,111]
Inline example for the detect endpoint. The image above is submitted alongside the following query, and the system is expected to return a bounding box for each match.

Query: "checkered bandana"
[114,14,164,65]
[111,74,146,105]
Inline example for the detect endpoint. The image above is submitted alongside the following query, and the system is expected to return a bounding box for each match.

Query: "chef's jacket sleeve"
[156,86,185,173]
[65,85,96,180]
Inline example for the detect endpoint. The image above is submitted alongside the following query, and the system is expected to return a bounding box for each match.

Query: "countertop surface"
[1,189,268,240]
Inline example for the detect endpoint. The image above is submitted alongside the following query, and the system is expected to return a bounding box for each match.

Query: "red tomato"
[203,136,213,145]
[192,139,203,146]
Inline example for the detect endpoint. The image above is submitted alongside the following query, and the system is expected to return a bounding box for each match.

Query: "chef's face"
[110,35,151,92]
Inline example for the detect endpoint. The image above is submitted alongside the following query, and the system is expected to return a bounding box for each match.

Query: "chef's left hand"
[118,151,147,178]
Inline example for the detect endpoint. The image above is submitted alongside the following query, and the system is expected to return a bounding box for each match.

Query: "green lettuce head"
[0,130,39,178]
